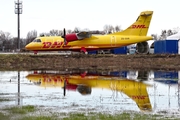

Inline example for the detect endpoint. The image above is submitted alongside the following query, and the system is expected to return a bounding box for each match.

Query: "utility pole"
[14,0,22,51]
[17,71,21,105]
[14,0,22,105]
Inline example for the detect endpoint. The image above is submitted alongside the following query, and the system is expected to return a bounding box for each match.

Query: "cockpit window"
[36,39,41,42]
[32,39,41,42]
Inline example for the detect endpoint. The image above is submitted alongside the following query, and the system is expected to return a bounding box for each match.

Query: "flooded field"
[1,69,180,118]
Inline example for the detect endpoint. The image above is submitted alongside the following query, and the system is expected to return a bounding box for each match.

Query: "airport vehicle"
[25,11,153,54]
[26,71,152,111]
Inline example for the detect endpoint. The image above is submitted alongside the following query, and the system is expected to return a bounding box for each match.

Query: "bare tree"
[172,27,180,34]
[0,31,13,51]
[20,38,27,49]
[49,29,58,36]
[114,25,122,32]
[103,25,109,34]
[159,30,167,40]
[0,31,12,41]
[58,30,63,36]
[151,34,158,40]
[67,29,72,34]
[158,28,179,40]
[26,30,37,44]
[39,32,49,37]
[82,28,90,31]
[103,25,116,34]
[74,27,81,33]
[167,29,173,36]
[12,37,18,50]
[109,25,114,33]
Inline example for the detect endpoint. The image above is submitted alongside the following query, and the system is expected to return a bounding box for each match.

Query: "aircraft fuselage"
[25,35,153,52]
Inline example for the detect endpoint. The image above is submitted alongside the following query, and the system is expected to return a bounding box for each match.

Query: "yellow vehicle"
[25,11,153,54]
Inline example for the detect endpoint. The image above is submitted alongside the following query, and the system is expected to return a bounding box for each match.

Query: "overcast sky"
[0,0,180,38]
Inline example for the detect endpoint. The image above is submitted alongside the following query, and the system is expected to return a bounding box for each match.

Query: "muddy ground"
[0,54,180,71]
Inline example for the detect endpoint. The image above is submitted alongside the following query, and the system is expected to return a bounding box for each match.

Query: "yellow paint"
[25,11,153,52]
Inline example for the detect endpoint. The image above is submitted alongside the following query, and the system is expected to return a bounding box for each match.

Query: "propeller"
[62,28,67,45]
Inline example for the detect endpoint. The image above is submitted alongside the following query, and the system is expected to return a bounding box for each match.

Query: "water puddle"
[0,70,180,114]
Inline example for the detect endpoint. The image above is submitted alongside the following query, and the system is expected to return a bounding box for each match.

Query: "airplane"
[25,11,153,54]
[26,71,152,112]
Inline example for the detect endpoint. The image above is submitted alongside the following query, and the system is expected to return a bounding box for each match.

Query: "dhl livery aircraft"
[25,11,153,54]
[26,72,152,111]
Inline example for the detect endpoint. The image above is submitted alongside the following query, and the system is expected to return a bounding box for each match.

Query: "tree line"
[0,25,179,52]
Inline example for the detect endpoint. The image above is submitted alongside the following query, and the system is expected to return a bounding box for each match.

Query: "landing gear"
[33,51,38,55]
[80,47,88,54]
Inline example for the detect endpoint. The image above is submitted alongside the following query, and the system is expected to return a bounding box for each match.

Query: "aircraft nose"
[25,44,31,50]
[25,75,30,80]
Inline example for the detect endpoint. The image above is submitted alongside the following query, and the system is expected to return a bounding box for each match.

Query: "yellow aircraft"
[25,11,153,54]
[26,72,152,112]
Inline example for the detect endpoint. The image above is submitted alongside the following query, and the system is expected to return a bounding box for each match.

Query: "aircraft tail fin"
[111,11,153,36]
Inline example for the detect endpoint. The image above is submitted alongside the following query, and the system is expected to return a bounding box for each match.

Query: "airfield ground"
[1,54,180,120]
[0,53,180,71]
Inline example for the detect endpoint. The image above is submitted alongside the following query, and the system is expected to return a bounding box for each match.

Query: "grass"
[61,112,180,120]
[0,98,10,102]
[0,105,180,120]
[3,105,36,114]
[0,112,10,120]
[19,116,53,120]
[1,53,180,71]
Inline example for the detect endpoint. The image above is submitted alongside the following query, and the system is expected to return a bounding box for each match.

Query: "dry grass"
[0,54,180,71]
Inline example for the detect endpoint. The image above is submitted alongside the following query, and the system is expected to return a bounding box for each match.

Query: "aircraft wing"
[77,31,92,39]
[76,31,100,39]
[63,31,98,45]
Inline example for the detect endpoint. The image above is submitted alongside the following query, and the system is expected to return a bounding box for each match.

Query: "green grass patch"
[0,98,10,102]
[62,112,179,120]
[19,116,54,120]
[0,109,180,120]
[4,105,36,114]
[0,112,10,120]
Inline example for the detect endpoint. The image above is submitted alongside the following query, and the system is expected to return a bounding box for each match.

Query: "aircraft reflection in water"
[26,71,152,112]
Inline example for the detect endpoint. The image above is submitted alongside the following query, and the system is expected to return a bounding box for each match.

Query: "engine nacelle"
[64,31,92,43]
[136,41,149,54]
[65,33,79,42]
[135,40,154,54]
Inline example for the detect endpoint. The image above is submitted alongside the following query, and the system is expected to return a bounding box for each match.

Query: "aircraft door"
[111,36,116,46]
